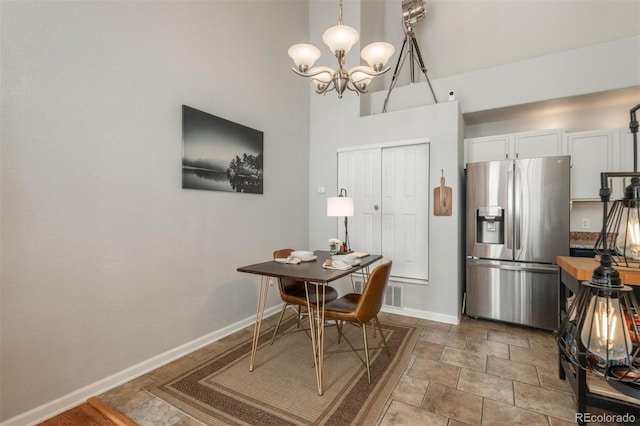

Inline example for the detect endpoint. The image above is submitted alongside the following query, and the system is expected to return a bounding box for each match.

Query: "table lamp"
[327,188,354,252]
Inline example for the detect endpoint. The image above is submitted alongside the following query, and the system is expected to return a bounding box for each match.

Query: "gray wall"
[1,1,310,422]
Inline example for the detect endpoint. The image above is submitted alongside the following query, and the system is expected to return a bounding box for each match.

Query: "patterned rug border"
[147,316,421,425]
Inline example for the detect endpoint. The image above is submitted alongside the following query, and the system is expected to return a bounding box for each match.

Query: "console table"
[557,256,640,424]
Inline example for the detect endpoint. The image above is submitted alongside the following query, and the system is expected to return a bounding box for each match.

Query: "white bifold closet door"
[337,142,429,282]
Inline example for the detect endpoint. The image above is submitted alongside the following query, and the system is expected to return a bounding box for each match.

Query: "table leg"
[305,281,326,395]
[249,275,270,372]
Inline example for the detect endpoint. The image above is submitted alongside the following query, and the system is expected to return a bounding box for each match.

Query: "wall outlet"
[581,218,590,229]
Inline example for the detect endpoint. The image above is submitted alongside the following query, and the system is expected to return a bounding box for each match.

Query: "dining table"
[237,250,383,395]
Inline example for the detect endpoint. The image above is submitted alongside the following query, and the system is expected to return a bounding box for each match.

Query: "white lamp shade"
[361,42,395,68]
[288,44,321,68]
[308,66,334,87]
[327,196,354,217]
[322,24,359,54]
[349,66,374,86]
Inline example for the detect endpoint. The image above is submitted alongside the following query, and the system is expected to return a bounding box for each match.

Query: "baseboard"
[381,306,460,325]
[0,305,282,426]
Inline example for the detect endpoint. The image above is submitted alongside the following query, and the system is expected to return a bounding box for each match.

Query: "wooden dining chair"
[321,260,392,383]
[271,248,339,343]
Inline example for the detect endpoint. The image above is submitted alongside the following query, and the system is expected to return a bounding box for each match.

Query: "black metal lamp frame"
[337,188,351,252]
[558,171,640,399]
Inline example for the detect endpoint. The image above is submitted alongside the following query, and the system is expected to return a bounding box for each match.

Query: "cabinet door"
[465,135,511,164]
[514,129,564,159]
[567,130,614,200]
[611,127,640,200]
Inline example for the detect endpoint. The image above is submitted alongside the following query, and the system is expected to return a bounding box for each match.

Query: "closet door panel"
[338,149,382,255]
[382,145,429,280]
[338,142,428,282]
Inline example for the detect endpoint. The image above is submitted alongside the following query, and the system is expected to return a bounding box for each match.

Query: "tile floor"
[99,312,633,425]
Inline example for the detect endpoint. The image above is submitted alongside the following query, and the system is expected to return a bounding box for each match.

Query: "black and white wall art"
[182,105,264,194]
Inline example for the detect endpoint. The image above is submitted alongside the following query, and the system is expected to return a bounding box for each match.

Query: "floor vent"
[384,284,403,308]
[353,281,402,308]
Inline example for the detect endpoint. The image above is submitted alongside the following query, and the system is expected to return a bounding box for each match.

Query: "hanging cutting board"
[433,170,452,216]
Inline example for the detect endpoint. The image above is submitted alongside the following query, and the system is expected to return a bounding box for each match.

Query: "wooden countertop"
[557,256,640,286]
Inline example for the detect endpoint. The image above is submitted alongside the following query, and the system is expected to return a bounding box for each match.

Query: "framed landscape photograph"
[182,105,264,194]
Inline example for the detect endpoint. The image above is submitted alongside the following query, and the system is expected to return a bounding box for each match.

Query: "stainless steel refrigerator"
[465,156,570,330]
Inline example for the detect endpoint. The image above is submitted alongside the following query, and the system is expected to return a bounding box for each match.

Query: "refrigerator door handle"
[514,163,522,251]
[506,167,513,251]
[468,258,558,273]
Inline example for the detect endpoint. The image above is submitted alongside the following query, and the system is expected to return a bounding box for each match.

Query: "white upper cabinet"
[465,129,564,165]
[567,128,638,200]
[513,129,565,159]
[567,130,614,200]
[465,134,511,163]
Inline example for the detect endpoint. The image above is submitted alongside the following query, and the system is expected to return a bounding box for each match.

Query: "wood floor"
[38,397,137,426]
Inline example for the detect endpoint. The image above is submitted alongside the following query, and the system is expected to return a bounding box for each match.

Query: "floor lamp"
[381,0,437,113]
[327,188,354,252]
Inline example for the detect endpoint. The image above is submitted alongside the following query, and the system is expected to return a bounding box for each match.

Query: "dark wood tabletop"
[237,250,383,283]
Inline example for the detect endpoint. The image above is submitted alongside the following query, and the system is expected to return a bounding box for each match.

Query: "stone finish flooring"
[99,312,633,425]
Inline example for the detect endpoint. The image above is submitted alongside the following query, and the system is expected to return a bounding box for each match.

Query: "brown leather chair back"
[272,249,301,297]
[273,248,294,259]
[353,261,392,323]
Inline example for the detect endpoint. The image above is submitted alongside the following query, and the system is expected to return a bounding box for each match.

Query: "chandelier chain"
[337,0,344,25]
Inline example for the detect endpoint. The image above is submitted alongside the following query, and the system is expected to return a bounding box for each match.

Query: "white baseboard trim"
[1,305,282,426]
[381,306,460,325]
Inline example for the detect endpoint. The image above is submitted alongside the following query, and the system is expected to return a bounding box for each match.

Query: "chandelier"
[287,0,395,98]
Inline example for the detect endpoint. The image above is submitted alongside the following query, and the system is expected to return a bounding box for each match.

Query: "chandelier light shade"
[287,44,321,72]
[288,0,395,98]
[322,24,359,54]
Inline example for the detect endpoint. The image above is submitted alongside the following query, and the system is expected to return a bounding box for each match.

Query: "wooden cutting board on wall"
[434,170,452,216]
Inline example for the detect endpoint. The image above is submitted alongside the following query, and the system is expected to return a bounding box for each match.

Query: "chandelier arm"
[291,67,337,78]
[345,82,364,94]
[346,66,391,77]
[316,83,335,95]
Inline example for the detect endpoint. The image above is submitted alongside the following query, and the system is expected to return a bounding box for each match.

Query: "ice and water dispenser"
[476,207,504,244]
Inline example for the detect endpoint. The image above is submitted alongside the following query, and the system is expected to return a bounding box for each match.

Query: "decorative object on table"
[322,258,352,270]
[594,103,640,268]
[557,112,640,399]
[290,250,317,262]
[433,169,452,216]
[328,238,341,256]
[182,105,263,194]
[331,254,361,266]
[287,0,394,99]
[382,0,437,113]
[327,188,354,252]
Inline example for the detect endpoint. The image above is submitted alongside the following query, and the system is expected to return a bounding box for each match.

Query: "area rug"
[147,315,420,425]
